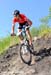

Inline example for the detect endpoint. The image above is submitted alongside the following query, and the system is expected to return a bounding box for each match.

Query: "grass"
[31,25,51,37]
[0,36,19,54]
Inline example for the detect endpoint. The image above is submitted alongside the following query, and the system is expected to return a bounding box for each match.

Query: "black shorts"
[18,21,29,29]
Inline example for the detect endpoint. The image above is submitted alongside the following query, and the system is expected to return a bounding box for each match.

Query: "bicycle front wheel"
[20,44,32,65]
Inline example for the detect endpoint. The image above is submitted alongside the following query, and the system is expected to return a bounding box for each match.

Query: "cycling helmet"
[13,10,20,16]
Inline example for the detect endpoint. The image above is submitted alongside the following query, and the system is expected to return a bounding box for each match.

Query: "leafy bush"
[30,27,39,37]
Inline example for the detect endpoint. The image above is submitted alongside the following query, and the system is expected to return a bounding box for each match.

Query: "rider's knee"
[17,30,24,40]
[17,29,22,36]
[17,31,22,36]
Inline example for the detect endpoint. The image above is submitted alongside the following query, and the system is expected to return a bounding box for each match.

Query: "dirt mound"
[0,37,51,75]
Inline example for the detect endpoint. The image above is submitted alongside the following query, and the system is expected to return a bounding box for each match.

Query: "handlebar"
[11,33,16,36]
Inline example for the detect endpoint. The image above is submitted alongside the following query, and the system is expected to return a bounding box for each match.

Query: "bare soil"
[0,37,51,75]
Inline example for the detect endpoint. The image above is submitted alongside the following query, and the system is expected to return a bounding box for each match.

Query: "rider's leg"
[26,28,32,45]
[18,29,24,44]
[18,29,28,54]
[26,29,36,64]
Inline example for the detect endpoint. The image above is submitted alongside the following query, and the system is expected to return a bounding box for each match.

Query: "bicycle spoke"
[20,44,32,64]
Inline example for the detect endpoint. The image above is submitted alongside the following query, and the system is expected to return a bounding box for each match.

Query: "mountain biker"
[11,10,33,47]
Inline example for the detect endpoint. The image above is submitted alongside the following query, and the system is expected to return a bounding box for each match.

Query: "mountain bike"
[11,25,34,65]
[20,25,34,65]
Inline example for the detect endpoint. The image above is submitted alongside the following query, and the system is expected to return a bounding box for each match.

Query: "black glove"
[11,33,16,36]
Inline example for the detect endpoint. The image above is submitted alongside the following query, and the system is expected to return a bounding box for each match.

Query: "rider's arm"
[11,23,15,34]
[11,18,16,34]
[27,19,32,26]
[22,14,32,26]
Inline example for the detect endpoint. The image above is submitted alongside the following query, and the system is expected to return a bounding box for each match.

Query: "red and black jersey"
[12,14,28,24]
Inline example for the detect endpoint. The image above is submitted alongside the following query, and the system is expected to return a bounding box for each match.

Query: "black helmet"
[13,10,20,16]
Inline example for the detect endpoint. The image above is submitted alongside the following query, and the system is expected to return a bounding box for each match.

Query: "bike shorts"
[18,21,29,29]
[17,22,30,36]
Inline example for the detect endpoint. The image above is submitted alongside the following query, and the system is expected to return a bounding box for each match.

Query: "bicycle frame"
[21,26,27,40]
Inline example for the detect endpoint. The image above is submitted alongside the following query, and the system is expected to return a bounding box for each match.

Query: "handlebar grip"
[11,33,16,36]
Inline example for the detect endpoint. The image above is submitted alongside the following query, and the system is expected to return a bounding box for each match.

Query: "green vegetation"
[0,36,19,54]
[31,27,39,37]
[31,25,51,37]
[31,6,51,37]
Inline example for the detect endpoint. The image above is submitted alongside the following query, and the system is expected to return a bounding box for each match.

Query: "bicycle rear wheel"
[20,44,32,65]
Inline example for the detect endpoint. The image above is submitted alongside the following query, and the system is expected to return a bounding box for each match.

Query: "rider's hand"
[11,33,16,36]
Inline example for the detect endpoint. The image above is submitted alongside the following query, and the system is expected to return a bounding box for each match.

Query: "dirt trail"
[0,37,51,75]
